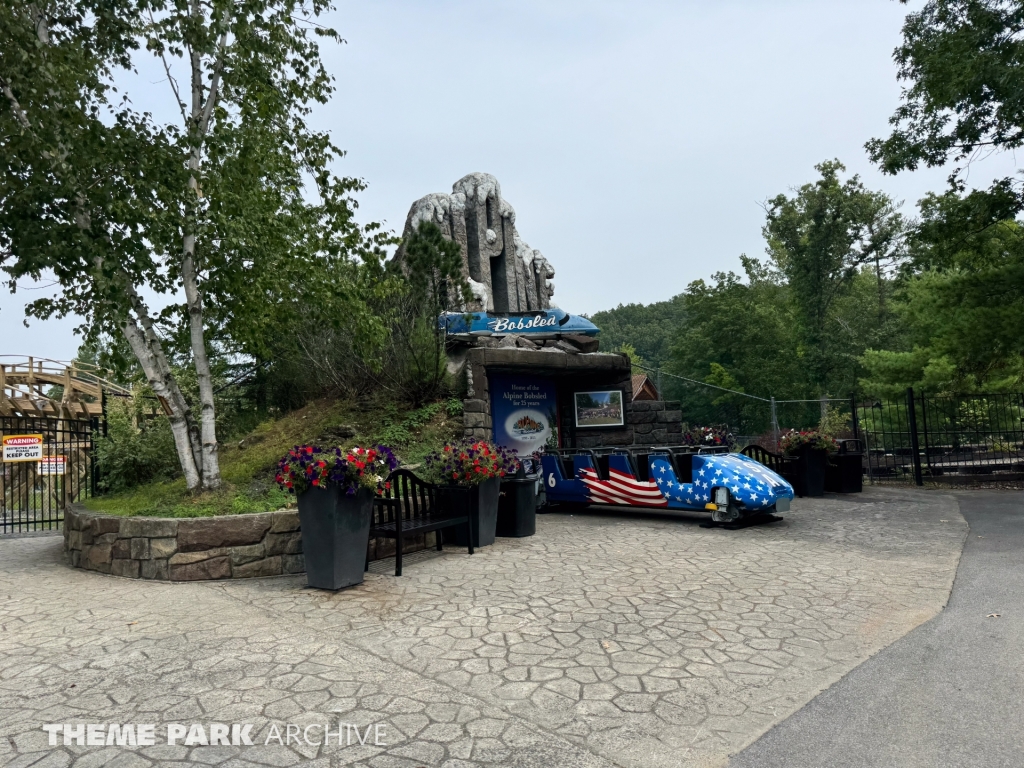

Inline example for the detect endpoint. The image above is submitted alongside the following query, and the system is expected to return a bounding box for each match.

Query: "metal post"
[906,387,924,486]
[770,397,780,449]
[919,391,932,477]
[849,392,860,442]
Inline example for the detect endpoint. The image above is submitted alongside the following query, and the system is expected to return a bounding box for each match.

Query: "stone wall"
[63,506,436,581]
[64,506,305,581]
[461,346,633,442]
[458,345,682,450]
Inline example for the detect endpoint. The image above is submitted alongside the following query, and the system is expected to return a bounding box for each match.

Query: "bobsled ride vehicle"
[540,445,794,524]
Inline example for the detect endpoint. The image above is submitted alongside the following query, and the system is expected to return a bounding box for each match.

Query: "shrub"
[94,396,181,492]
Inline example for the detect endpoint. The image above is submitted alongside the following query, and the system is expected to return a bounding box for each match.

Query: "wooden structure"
[631,373,659,402]
[0,356,128,419]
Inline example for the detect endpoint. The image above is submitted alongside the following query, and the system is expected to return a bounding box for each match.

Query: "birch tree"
[1,0,385,492]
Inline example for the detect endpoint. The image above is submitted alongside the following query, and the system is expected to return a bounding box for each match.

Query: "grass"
[83,397,463,518]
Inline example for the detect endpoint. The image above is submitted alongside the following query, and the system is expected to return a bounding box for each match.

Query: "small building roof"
[631,373,659,401]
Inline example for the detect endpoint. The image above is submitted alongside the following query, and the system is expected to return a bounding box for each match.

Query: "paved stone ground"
[0,487,966,768]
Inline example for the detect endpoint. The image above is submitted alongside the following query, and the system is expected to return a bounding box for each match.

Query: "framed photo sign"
[574,390,625,429]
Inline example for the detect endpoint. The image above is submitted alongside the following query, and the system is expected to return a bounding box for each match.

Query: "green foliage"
[403,221,472,314]
[94,396,181,493]
[868,0,1024,180]
[779,429,839,455]
[86,397,461,516]
[374,402,444,447]
[764,160,906,392]
[818,404,851,439]
[1,0,392,490]
[665,259,800,433]
[617,343,645,367]
[366,221,472,404]
[589,295,686,371]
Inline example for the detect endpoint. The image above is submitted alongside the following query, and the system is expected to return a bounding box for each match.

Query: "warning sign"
[39,456,67,475]
[2,434,44,462]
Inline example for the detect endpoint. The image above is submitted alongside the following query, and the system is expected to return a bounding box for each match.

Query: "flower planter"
[297,486,374,590]
[440,477,501,548]
[790,446,827,497]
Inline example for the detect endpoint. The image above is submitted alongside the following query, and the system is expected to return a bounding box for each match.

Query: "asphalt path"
[731,490,1024,768]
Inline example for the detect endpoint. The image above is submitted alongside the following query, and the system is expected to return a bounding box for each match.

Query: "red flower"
[311,478,319,486]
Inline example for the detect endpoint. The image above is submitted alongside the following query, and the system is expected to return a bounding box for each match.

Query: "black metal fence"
[1,416,98,534]
[856,389,1024,484]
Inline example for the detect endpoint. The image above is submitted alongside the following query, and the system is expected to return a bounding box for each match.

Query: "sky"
[2,0,1018,361]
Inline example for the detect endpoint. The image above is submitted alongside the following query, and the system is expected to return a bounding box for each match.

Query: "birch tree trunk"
[178,0,224,490]
[3,4,209,493]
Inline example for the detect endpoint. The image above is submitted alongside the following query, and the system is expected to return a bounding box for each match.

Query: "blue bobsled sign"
[440,309,599,337]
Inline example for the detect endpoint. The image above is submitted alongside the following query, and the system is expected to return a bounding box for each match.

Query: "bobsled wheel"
[711,487,741,523]
[711,504,741,524]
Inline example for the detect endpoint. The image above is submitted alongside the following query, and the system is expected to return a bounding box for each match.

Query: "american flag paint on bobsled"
[579,467,669,508]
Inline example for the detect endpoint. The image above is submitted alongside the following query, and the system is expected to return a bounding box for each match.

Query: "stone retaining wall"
[63,506,305,581]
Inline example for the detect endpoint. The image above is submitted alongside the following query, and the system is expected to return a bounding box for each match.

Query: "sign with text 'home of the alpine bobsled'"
[2,434,44,462]
[490,375,559,455]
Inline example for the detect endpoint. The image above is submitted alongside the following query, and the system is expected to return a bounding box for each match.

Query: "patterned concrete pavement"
[1,487,966,768]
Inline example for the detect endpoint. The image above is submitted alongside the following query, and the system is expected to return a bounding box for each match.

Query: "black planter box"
[496,477,538,538]
[297,486,373,590]
[789,446,827,497]
[441,477,501,548]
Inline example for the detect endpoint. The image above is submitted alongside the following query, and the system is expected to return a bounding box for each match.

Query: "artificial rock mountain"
[392,173,556,314]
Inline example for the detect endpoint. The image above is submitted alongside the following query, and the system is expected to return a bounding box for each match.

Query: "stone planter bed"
[64,505,305,581]
[64,505,437,581]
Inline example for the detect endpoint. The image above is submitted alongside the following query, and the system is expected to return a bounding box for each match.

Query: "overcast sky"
[2,0,1017,361]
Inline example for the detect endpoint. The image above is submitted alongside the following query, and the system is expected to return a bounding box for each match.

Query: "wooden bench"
[368,469,473,577]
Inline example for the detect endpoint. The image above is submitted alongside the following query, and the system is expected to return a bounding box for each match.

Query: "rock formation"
[392,173,556,313]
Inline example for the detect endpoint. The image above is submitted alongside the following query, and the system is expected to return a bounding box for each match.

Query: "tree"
[668,260,796,428]
[589,294,686,371]
[862,0,1024,394]
[385,221,470,404]
[763,160,906,394]
[868,1,1024,189]
[1,1,386,492]
[861,209,1024,394]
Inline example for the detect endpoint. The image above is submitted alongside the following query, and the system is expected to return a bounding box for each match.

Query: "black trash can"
[496,459,541,537]
[825,439,864,493]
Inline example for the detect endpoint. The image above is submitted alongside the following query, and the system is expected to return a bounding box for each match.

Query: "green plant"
[779,429,839,455]
[818,404,850,438]
[375,402,444,446]
[94,397,181,493]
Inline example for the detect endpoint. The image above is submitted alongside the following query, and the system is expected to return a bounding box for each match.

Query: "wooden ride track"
[0,356,130,420]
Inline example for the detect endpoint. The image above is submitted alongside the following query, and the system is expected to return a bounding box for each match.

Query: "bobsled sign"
[2,434,44,462]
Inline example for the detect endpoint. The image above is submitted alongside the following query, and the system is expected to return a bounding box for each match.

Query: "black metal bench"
[368,469,473,577]
[740,444,798,486]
